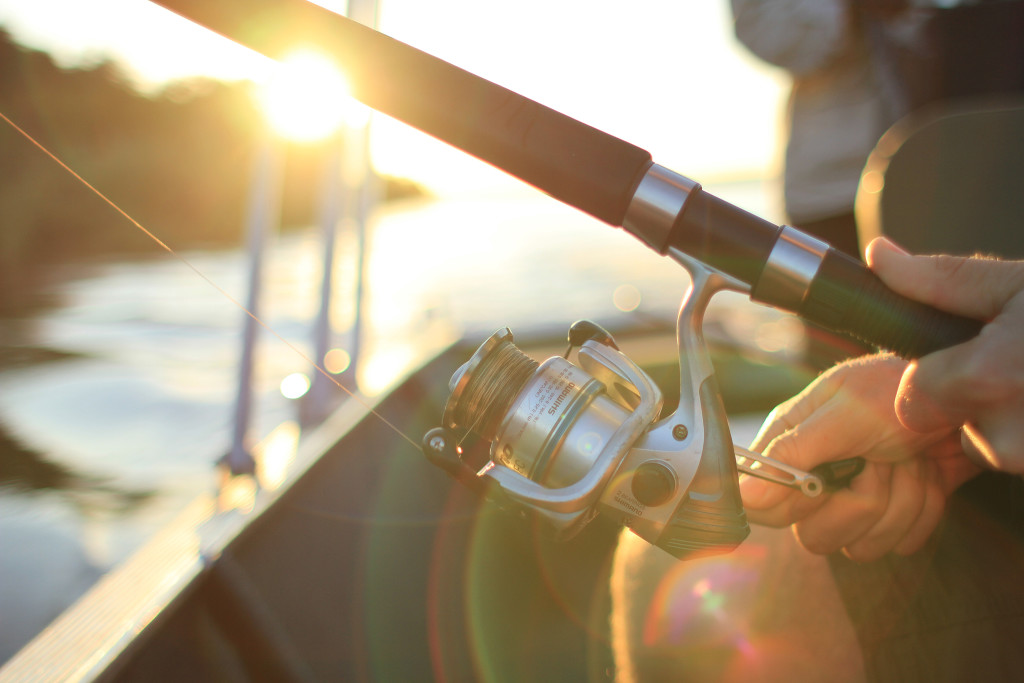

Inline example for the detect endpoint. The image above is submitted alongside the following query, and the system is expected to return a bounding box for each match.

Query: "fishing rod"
[149,0,982,560]
[151,0,982,357]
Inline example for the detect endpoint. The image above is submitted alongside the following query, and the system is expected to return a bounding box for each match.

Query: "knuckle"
[957,341,1014,391]
[844,542,884,564]
[761,433,806,468]
[933,254,972,277]
[794,526,834,556]
[843,489,888,525]
[762,403,790,431]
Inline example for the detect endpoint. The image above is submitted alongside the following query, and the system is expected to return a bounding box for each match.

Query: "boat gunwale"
[0,340,459,683]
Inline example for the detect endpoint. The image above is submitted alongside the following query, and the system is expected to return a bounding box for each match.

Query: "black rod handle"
[668,187,983,359]
[799,248,984,358]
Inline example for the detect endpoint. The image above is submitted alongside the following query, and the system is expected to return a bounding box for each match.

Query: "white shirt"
[730,0,897,223]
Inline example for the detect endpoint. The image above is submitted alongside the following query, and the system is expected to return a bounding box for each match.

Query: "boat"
[2,0,1021,679]
[0,312,822,682]
[0,5,810,677]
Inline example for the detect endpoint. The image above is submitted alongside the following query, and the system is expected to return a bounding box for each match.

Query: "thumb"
[894,358,968,433]
[866,236,1024,320]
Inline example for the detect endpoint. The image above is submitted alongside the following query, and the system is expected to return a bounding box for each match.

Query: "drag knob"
[631,461,676,507]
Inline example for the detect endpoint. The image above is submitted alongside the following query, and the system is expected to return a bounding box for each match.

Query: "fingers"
[744,441,966,560]
[742,370,847,513]
[742,480,827,528]
[891,464,946,556]
[743,460,891,531]
[741,420,838,513]
[741,352,963,558]
[742,355,913,512]
[792,462,894,558]
[742,410,886,526]
[835,459,929,561]
[895,291,1024,470]
[963,410,1024,473]
[749,370,843,453]
[895,359,969,433]
[866,236,1024,320]
[897,313,1024,430]
[794,459,946,562]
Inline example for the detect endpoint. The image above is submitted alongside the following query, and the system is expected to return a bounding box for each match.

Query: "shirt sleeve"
[729,0,853,77]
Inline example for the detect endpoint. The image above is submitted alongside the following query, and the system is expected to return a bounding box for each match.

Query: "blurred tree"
[0,30,424,312]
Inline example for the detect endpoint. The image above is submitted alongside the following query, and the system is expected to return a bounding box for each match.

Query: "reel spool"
[442,328,632,491]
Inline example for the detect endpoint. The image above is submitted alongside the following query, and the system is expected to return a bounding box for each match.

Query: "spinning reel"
[422,255,863,560]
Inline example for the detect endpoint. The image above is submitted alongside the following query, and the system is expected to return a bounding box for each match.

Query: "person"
[731,0,1024,261]
[729,0,900,259]
[729,0,918,368]
[611,4,1024,676]
[610,238,1024,681]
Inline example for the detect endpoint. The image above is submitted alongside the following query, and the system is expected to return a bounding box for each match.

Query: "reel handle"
[812,457,866,491]
[421,428,494,498]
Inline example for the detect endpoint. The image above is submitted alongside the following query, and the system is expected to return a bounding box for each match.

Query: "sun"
[256,49,364,142]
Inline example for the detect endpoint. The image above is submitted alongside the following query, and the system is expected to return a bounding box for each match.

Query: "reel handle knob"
[565,319,619,358]
[811,457,866,491]
[422,427,493,497]
[567,320,619,350]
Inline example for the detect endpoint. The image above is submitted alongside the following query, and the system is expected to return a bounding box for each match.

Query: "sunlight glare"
[281,372,312,399]
[256,421,300,490]
[257,49,364,142]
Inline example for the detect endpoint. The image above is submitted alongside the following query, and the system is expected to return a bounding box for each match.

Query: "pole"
[300,0,378,427]
[225,134,282,475]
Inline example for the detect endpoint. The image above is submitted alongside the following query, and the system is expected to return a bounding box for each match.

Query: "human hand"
[868,237,1024,472]
[740,354,979,561]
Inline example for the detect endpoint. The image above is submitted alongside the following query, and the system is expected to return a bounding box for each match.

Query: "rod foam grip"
[801,250,984,358]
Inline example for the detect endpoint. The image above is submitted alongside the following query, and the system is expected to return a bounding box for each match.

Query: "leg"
[610,524,864,682]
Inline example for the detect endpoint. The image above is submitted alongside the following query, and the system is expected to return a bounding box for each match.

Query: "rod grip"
[800,249,984,358]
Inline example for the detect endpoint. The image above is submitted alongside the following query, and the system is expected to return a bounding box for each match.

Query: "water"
[0,180,790,663]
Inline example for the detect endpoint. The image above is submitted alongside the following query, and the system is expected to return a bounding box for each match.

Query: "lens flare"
[280,372,311,399]
[257,49,366,142]
[639,546,766,674]
[613,284,642,312]
[324,348,352,374]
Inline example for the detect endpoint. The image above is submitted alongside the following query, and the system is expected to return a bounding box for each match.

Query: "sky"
[0,0,789,195]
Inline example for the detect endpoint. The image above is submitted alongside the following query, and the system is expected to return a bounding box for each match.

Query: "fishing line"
[0,109,423,453]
